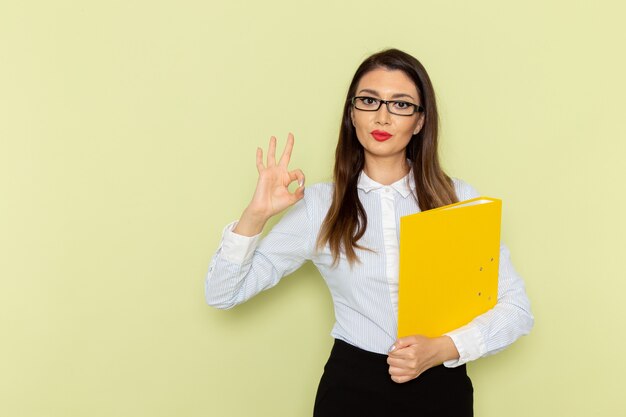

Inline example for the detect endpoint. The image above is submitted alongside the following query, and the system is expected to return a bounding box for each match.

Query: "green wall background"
[2,1,625,416]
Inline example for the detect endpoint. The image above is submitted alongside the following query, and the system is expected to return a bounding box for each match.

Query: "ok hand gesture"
[233,133,305,236]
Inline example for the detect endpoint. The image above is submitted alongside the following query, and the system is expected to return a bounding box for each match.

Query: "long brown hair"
[316,48,458,266]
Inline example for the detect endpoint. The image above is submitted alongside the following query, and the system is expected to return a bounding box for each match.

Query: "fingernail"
[299,179,304,187]
[388,345,396,353]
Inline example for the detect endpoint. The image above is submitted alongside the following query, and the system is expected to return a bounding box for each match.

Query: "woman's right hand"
[233,133,305,236]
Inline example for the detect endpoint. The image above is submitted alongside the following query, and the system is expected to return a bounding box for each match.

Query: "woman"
[205,49,533,416]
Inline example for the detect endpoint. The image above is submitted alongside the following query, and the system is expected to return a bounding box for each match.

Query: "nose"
[374,102,391,125]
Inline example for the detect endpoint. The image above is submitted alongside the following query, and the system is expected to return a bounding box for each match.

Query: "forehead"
[356,68,419,99]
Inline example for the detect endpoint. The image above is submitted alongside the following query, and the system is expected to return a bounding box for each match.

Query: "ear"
[413,113,425,135]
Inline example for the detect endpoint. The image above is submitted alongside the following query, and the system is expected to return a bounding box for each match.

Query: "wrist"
[434,335,460,364]
[233,208,269,237]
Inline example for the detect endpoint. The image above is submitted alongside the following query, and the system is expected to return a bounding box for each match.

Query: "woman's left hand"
[387,335,459,383]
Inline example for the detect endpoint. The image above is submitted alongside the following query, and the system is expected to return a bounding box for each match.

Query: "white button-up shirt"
[205,172,533,367]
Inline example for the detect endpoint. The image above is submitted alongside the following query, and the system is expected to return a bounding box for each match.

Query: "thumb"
[388,335,420,353]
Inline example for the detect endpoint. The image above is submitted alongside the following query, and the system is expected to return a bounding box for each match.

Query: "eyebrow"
[357,88,417,101]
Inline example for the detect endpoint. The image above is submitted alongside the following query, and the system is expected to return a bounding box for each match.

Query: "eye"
[361,97,379,105]
[393,101,412,109]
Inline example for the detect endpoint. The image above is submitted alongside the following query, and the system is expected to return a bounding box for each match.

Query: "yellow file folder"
[397,197,502,338]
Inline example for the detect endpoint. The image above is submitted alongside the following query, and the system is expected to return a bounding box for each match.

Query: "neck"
[363,155,410,185]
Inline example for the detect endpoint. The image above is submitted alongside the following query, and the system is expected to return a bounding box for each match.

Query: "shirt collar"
[357,166,415,198]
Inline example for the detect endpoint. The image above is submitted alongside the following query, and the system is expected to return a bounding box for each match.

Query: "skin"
[233,68,460,383]
[232,133,304,237]
[350,68,424,185]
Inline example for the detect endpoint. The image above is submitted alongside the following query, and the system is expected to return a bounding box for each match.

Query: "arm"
[442,179,534,367]
[205,134,309,309]
[205,198,311,309]
[442,242,534,367]
[387,244,533,382]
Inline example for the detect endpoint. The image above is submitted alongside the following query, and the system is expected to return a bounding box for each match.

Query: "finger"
[289,169,305,188]
[388,347,417,361]
[288,169,306,201]
[267,136,277,167]
[256,147,264,173]
[294,185,305,201]
[391,375,415,384]
[391,376,404,384]
[278,132,294,167]
[388,365,413,377]
[388,343,412,358]
[386,356,406,367]
[388,335,421,353]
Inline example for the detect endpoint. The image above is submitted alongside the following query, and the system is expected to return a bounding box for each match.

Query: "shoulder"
[303,181,334,204]
[271,183,332,228]
[298,182,334,221]
[451,177,480,201]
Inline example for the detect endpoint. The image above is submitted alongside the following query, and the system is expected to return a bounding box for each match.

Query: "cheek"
[406,118,421,135]
[352,114,372,134]
[396,121,414,136]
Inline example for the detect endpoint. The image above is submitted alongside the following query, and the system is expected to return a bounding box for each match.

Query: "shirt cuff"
[443,323,486,368]
[220,221,262,264]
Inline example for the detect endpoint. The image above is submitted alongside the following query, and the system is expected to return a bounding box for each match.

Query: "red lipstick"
[371,130,393,142]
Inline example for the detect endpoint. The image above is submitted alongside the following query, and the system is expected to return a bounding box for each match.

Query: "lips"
[371,130,393,142]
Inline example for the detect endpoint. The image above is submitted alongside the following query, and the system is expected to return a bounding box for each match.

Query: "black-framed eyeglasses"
[351,96,424,116]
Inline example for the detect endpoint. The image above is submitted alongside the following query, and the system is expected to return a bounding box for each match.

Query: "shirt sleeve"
[205,197,312,309]
[443,179,534,367]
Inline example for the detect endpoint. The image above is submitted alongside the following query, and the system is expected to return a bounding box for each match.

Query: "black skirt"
[313,339,473,417]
